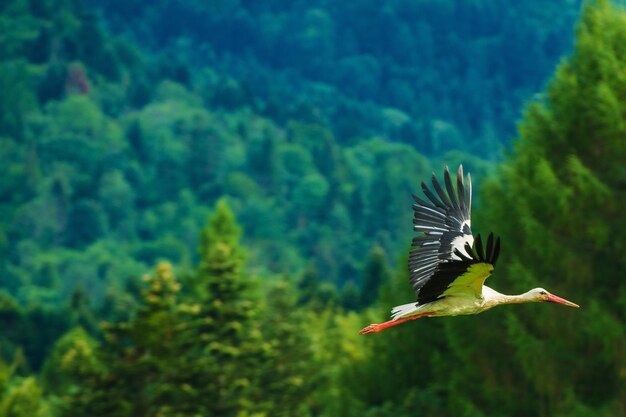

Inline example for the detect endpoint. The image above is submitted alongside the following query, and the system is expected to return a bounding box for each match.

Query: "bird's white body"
[391,286,538,320]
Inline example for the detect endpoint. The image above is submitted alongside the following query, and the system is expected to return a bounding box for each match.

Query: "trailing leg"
[359,312,434,334]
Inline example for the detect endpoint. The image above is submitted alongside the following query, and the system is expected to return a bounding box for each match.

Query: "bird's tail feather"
[391,302,419,320]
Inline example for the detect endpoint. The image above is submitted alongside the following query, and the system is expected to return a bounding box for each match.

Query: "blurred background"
[1,0,625,415]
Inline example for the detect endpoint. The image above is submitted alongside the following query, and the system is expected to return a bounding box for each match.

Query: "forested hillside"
[91,0,582,155]
[2,0,523,315]
[2,0,625,416]
[1,0,584,311]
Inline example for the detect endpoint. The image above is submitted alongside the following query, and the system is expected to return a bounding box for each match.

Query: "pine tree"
[41,327,100,398]
[192,198,264,416]
[60,201,268,417]
[61,262,198,417]
[434,2,626,415]
[257,281,319,416]
[0,354,50,417]
[359,244,389,308]
[297,264,340,311]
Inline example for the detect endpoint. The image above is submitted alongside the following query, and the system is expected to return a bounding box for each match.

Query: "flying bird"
[359,165,578,335]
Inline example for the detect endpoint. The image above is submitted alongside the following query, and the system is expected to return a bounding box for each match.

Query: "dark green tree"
[60,262,197,417]
[0,61,36,139]
[432,2,626,415]
[359,244,389,308]
[192,198,264,415]
[40,327,100,398]
[257,280,319,416]
[340,280,360,311]
[333,259,446,417]
[0,354,49,417]
[297,264,339,311]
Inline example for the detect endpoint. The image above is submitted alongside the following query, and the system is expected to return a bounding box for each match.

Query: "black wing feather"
[421,182,447,210]
[456,166,466,214]
[408,165,500,305]
[492,236,501,266]
[486,233,494,262]
[432,173,452,208]
[444,167,460,213]
[475,234,484,261]
[417,233,500,304]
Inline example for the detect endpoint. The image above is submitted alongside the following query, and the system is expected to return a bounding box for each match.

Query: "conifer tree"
[61,262,197,417]
[340,280,361,310]
[359,244,389,308]
[297,264,340,311]
[41,327,100,397]
[435,2,626,415]
[257,281,319,417]
[197,198,249,323]
[192,198,264,416]
[0,355,49,417]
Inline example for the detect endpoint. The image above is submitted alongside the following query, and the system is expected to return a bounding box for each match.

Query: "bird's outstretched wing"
[419,233,501,303]
[409,166,500,304]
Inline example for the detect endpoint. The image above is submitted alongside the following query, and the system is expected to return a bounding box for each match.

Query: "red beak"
[547,294,579,308]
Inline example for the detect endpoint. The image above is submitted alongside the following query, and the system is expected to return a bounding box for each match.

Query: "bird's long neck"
[483,287,536,308]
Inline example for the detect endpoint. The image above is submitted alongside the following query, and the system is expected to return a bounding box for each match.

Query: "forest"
[0,0,625,415]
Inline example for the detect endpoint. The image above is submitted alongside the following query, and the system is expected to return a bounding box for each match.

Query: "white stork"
[360,165,578,334]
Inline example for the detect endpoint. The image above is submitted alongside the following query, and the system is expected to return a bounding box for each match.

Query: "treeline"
[0,197,423,417]
[1,201,321,416]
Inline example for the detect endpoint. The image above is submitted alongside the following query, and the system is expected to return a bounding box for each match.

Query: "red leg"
[359,312,435,334]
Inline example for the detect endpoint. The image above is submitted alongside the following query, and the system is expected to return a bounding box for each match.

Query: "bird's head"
[530,288,579,308]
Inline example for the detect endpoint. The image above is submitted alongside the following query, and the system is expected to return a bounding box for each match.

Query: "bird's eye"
[539,291,547,295]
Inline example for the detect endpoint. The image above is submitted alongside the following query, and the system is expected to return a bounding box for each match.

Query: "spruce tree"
[192,198,264,416]
[0,355,50,417]
[359,244,389,308]
[197,198,250,326]
[257,281,319,416]
[61,262,197,417]
[437,1,626,415]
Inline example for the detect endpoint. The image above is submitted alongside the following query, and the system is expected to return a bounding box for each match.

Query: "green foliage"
[52,207,322,416]
[5,0,626,416]
[358,244,389,308]
[0,355,50,417]
[90,0,581,155]
[192,200,264,415]
[40,327,100,396]
[2,0,502,315]
[331,262,448,417]
[456,1,626,414]
[58,262,204,417]
[256,281,319,416]
[0,61,36,138]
